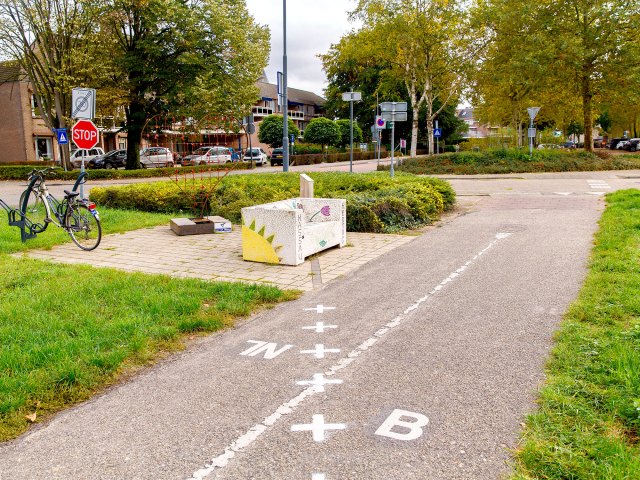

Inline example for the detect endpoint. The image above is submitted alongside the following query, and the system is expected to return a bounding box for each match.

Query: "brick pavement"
[23,225,415,291]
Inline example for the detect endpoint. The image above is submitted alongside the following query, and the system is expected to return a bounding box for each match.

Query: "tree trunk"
[410,106,419,157]
[582,71,593,153]
[126,100,144,170]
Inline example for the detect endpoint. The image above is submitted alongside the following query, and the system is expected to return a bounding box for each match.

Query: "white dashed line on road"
[188,232,513,480]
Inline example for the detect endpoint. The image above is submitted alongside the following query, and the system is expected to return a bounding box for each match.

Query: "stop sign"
[72,120,99,149]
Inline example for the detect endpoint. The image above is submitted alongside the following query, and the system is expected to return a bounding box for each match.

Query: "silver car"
[140,147,174,168]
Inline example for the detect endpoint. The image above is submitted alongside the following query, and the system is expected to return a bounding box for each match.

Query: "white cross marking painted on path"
[302,322,338,333]
[304,305,336,314]
[300,344,341,359]
[296,373,343,392]
[291,414,346,442]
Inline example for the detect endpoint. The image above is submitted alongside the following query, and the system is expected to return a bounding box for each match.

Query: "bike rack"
[0,198,37,242]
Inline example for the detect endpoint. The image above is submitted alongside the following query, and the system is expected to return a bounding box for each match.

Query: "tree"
[258,115,300,148]
[350,0,480,155]
[0,0,100,169]
[335,119,363,148]
[100,0,269,169]
[303,117,340,154]
[474,0,639,152]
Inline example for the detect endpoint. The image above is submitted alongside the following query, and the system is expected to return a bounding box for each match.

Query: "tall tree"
[304,117,341,155]
[100,0,269,169]
[0,0,99,169]
[350,0,479,155]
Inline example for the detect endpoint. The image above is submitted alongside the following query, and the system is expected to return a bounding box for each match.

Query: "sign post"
[342,91,362,173]
[380,102,408,177]
[527,107,540,156]
[72,119,99,198]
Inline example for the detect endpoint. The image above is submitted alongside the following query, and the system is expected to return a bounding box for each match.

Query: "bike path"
[0,193,601,479]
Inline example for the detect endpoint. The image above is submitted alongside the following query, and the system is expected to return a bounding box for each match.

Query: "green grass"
[0,207,172,254]
[511,189,640,479]
[380,149,640,175]
[0,207,297,441]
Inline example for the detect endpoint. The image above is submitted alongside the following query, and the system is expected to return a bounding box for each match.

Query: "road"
[1,170,638,479]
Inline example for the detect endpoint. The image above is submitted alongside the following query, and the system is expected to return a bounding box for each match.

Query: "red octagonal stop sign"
[71,119,99,149]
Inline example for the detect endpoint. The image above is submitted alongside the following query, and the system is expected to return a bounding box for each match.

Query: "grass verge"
[0,208,298,442]
[511,189,640,479]
[1,207,172,254]
[380,149,640,175]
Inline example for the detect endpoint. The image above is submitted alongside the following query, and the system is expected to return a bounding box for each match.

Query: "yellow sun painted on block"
[242,221,282,264]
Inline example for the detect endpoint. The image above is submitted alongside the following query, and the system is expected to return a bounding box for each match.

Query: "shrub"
[90,172,455,233]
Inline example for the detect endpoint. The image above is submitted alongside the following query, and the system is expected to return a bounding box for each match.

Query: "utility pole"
[282,0,289,172]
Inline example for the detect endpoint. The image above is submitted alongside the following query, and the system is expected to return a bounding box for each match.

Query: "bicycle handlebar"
[27,167,56,180]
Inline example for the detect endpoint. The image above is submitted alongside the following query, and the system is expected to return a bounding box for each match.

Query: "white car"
[181,146,232,166]
[70,147,105,169]
[140,147,174,168]
[244,147,268,166]
[616,140,629,150]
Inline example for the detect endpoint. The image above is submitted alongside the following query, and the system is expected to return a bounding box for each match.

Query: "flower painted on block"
[320,205,331,216]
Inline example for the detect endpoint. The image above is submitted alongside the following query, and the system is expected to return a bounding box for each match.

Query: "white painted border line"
[188,232,512,479]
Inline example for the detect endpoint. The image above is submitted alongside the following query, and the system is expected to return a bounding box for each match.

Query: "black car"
[270,148,284,166]
[609,138,628,150]
[89,149,127,169]
[624,139,640,152]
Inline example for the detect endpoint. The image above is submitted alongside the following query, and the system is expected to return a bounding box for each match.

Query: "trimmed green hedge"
[90,172,455,233]
[0,163,253,181]
[379,149,640,174]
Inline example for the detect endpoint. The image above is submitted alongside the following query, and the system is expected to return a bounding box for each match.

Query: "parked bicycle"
[0,167,102,250]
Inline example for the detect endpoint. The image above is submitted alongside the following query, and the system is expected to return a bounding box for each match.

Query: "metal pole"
[529,117,533,156]
[390,121,395,178]
[349,98,353,173]
[282,0,289,172]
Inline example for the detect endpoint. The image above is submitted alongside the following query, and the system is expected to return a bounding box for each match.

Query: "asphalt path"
[0,171,620,479]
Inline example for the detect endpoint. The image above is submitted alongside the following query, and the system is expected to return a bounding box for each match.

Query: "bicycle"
[0,167,102,250]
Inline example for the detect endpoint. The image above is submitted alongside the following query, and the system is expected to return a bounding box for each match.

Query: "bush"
[0,163,252,181]
[90,172,456,233]
[378,148,640,175]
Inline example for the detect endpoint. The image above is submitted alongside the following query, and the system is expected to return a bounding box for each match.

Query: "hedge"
[0,163,253,181]
[379,149,640,175]
[89,172,455,233]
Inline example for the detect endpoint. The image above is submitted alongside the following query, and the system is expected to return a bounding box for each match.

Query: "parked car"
[537,144,561,149]
[181,146,232,166]
[270,147,284,166]
[70,147,105,169]
[610,138,627,150]
[616,140,630,150]
[562,141,577,149]
[624,138,640,152]
[244,147,268,166]
[140,147,174,168]
[88,149,127,169]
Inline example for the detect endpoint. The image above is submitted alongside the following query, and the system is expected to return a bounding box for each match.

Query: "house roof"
[0,61,25,84]
[457,108,474,119]
[257,81,325,107]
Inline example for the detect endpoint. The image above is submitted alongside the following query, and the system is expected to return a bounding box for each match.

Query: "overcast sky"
[245,0,360,97]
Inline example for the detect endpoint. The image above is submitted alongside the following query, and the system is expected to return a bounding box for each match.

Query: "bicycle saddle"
[64,190,80,198]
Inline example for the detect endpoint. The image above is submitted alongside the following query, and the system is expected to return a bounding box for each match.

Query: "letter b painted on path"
[375,409,429,441]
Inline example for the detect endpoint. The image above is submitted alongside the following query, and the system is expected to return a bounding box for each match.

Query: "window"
[31,94,42,117]
[35,137,52,159]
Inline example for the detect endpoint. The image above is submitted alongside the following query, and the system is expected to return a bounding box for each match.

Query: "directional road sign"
[72,120,99,149]
[55,128,69,145]
[433,128,442,138]
[342,92,362,102]
[380,102,407,113]
[381,111,407,122]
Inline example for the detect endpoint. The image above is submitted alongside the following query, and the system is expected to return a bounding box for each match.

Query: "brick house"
[0,61,60,163]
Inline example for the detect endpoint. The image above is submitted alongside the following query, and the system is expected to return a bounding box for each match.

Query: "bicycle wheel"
[65,204,102,251]
[19,189,48,234]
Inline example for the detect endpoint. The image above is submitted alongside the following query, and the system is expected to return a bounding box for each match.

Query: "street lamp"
[342,91,362,173]
[282,0,289,172]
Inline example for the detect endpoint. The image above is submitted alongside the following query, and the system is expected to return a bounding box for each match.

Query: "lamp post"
[527,107,540,156]
[282,0,289,172]
[342,91,362,173]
